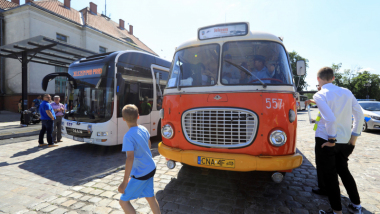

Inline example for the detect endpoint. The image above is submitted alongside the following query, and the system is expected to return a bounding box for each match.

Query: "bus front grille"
[182,108,258,148]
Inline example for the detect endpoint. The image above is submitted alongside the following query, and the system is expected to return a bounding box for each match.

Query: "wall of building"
[1,5,145,112]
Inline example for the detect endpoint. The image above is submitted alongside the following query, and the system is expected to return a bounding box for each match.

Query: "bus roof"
[176,22,283,52]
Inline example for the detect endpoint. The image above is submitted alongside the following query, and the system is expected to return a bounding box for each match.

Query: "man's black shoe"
[312,188,328,196]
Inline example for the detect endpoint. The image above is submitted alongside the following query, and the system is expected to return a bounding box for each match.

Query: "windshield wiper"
[224,59,267,88]
[177,57,183,91]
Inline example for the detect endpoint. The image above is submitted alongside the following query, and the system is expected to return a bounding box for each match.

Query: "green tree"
[351,71,380,100]
[289,51,309,91]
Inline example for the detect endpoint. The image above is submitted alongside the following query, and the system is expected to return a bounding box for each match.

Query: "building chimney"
[119,19,125,30]
[64,0,70,9]
[129,25,133,35]
[89,2,97,15]
[25,0,34,3]
[11,0,20,5]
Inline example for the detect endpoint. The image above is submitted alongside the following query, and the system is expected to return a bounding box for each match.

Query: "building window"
[56,33,67,42]
[99,46,107,54]
[55,66,68,94]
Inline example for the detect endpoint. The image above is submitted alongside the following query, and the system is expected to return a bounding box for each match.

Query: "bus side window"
[139,83,153,115]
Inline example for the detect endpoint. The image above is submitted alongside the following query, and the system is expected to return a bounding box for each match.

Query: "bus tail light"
[289,109,296,123]
[162,124,174,139]
[269,130,287,147]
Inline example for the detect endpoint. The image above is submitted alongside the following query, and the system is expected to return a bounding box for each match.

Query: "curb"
[0,130,40,140]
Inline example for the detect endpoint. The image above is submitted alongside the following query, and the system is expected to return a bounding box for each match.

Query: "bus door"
[117,81,152,143]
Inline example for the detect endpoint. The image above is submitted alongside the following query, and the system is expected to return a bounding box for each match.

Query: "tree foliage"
[332,63,380,100]
[289,51,309,91]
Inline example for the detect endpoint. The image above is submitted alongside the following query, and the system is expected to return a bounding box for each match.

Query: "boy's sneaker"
[319,210,335,214]
[348,203,362,214]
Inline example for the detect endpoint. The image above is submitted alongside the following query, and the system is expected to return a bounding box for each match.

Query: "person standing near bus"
[51,95,65,143]
[307,67,363,214]
[39,94,57,147]
[32,95,42,110]
[118,104,160,214]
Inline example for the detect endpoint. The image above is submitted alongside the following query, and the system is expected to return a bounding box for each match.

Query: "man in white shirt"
[308,67,364,214]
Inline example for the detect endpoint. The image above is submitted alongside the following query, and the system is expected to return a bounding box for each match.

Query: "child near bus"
[118,104,160,214]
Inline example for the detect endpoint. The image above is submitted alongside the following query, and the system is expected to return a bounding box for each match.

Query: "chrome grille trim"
[182,108,258,148]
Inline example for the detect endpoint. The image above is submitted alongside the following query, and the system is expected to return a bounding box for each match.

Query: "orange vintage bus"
[158,22,305,182]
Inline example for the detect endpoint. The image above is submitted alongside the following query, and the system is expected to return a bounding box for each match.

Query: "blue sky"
[32,0,380,90]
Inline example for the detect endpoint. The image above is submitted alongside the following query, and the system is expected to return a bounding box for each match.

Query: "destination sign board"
[68,65,104,79]
[198,23,248,40]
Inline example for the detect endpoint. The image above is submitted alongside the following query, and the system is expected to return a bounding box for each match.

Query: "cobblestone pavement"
[0,109,379,214]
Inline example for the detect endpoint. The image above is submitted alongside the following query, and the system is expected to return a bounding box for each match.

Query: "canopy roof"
[0,35,97,67]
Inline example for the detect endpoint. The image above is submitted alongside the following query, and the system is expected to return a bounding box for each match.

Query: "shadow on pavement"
[156,149,374,214]
[2,140,161,186]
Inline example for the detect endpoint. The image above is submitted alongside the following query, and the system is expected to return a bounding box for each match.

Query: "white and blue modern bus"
[43,51,170,146]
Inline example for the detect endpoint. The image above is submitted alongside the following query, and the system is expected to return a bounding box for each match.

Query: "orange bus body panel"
[162,92,297,156]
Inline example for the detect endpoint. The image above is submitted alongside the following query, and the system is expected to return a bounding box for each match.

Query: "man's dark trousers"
[318,137,361,211]
[39,120,54,145]
[315,137,326,191]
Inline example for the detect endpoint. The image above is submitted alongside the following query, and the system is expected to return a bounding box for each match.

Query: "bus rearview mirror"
[116,73,125,95]
[296,60,306,76]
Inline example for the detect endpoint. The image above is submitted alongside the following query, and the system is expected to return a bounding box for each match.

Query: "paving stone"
[40,205,58,212]
[70,202,86,209]
[93,206,112,214]
[79,195,92,201]
[98,199,113,207]
[108,200,121,209]
[33,202,50,211]
[100,191,116,198]
[89,189,105,196]
[68,192,83,199]
[81,204,96,212]
[50,208,68,214]
[61,200,77,207]
[89,196,103,203]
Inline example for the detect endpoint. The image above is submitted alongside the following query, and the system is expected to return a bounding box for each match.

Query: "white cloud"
[358,67,375,73]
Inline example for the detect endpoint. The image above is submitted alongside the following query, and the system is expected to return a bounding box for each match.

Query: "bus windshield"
[221,41,293,85]
[167,44,220,88]
[65,64,114,123]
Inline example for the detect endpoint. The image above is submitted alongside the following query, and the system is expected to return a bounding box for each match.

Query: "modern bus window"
[140,83,154,115]
[156,84,165,110]
[117,82,154,117]
[221,41,293,85]
[167,44,220,88]
[118,52,155,69]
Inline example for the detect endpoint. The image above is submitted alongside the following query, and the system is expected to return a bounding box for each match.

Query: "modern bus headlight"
[289,109,296,123]
[161,124,174,139]
[370,115,380,120]
[97,132,108,136]
[160,109,164,119]
[269,130,287,147]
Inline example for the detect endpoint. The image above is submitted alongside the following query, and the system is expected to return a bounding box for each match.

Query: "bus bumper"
[158,142,303,172]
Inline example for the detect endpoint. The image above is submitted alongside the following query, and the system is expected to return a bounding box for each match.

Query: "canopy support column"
[21,51,28,124]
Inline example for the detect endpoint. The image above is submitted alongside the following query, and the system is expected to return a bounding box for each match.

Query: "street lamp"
[364,80,371,99]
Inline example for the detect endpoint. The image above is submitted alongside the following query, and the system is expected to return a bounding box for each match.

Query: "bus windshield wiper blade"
[224,59,267,88]
[177,57,183,91]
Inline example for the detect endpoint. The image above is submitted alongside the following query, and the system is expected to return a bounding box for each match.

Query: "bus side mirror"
[116,73,125,95]
[156,72,161,85]
[296,60,306,76]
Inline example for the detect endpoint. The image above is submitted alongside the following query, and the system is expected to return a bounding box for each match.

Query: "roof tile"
[0,0,18,10]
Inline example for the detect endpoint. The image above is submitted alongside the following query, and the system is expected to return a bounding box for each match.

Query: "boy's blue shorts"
[120,177,154,201]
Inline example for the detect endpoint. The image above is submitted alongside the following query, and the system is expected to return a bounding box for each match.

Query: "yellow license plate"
[197,156,235,168]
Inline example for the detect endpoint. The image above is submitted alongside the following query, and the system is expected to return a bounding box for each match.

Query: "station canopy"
[0,35,97,67]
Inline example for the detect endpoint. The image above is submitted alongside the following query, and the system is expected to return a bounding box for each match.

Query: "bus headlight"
[160,109,164,119]
[161,124,174,139]
[269,130,287,147]
[97,132,108,136]
[289,109,296,123]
